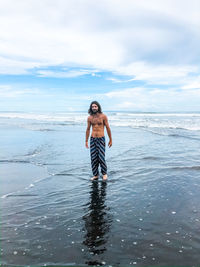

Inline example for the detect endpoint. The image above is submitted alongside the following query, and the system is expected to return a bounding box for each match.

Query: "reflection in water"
[82,181,112,265]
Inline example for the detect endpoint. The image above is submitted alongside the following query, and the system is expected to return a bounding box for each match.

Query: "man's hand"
[85,141,89,148]
[108,140,112,148]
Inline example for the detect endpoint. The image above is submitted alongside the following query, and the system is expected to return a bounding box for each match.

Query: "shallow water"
[1,112,200,266]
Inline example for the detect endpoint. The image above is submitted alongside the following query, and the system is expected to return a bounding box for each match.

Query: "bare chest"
[91,116,104,126]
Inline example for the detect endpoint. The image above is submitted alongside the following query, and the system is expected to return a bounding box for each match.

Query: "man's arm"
[85,116,91,148]
[103,115,112,147]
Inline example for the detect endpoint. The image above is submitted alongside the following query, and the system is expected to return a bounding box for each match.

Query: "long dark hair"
[88,101,102,115]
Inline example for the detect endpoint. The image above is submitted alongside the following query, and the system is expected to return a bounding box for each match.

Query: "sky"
[0,0,200,112]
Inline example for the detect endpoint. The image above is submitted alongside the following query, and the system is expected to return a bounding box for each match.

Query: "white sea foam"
[1,175,52,199]
[1,193,13,199]
[0,112,87,122]
[1,111,200,131]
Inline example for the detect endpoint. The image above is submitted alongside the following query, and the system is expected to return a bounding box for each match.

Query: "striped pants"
[90,136,107,176]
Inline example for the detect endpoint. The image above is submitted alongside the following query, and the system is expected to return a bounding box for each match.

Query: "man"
[85,101,112,181]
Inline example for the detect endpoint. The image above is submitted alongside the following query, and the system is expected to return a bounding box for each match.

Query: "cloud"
[0,84,44,97]
[106,77,135,83]
[95,86,200,111]
[112,62,199,85]
[0,56,38,75]
[1,82,200,112]
[36,68,100,78]
[181,76,200,90]
[0,0,200,80]
[1,0,200,112]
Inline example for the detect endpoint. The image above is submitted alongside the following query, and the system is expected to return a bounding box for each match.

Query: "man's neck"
[92,112,99,116]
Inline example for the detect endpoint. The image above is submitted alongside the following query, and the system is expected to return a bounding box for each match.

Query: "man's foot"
[102,174,108,181]
[91,175,99,181]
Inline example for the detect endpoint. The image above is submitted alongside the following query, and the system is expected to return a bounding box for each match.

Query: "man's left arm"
[104,115,112,147]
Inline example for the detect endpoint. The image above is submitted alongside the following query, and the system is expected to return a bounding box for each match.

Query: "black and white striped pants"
[90,136,107,176]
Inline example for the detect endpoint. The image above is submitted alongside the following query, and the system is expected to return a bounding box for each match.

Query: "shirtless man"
[85,101,112,181]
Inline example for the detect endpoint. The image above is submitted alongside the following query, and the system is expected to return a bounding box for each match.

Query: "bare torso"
[89,113,105,137]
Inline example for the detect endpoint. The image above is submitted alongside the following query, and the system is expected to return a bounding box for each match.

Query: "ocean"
[1,111,200,266]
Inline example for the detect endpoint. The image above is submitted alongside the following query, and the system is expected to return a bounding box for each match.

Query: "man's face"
[91,104,98,114]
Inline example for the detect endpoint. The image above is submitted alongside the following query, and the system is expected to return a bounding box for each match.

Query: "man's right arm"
[85,117,91,148]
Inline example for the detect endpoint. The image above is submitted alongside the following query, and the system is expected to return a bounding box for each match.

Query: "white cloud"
[112,62,199,85]
[95,86,200,111]
[0,0,200,83]
[106,77,135,83]
[1,0,200,113]
[104,87,144,98]
[36,69,100,78]
[0,84,44,97]
[181,76,200,90]
[0,56,39,75]
[1,82,200,111]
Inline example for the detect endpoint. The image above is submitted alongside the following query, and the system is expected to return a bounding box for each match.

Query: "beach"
[1,111,200,266]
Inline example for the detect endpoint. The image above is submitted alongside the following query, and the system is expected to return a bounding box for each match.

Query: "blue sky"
[0,0,200,112]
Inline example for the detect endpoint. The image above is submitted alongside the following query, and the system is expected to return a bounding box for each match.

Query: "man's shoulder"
[101,113,107,119]
[87,115,93,120]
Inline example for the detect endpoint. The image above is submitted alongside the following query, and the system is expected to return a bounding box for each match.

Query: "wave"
[138,165,200,171]
[169,165,200,171]
[2,193,38,198]
[0,158,46,165]
[23,147,43,157]
[130,124,200,131]
[142,156,162,160]
[117,112,200,117]
[142,128,200,140]
[1,190,37,199]
[20,122,80,131]
[112,121,200,131]
[0,159,30,163]
[0,112,87,122]
[1,175,52,199]
[33,128,56,131]
[1,111,200,132]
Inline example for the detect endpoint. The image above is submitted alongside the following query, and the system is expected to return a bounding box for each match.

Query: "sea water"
[0,111,200,266]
